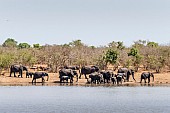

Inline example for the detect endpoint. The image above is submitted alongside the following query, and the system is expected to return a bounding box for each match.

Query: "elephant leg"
[127,75,129,82]
[85,74,88,79]
[120,78,122,84]
[70,77,73,83]
[132,74,136,81]
[116,78,119,84]
[148,78,150,83]
[14,72,16,77]
[42,77,45,83]
[144,79,147,83]
[10,72,12,77]
[76,75,78,82]
[79,74,82,79]
[60,78,62,83]
[140,78,142,83]
[32,78,35,84]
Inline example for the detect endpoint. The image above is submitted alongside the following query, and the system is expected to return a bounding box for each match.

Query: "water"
[0,84,170,113]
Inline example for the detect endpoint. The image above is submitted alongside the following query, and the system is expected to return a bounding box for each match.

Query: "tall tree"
[2,38,17,48]
[128,47,142,71]
[103,49,119,70]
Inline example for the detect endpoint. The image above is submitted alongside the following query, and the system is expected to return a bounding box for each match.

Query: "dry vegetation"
[1,38,170,85]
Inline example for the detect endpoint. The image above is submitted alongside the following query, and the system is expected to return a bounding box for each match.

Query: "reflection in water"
[0,82,167,87]
[0,84,170,113]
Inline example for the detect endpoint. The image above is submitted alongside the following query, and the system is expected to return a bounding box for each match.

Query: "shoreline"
[1,71,170,86]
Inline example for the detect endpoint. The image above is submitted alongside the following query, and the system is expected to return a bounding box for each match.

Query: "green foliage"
[2,38,17,48]
[128,47,138,57]
[18,43,31,49]
[117,41,125,50]
[0,53,14,68]
[128,47,143,71]
[17,50,37,65]
[147,41,158,47]
[33,44,41,48]
[103,49,119,64]
[69,40,83,47]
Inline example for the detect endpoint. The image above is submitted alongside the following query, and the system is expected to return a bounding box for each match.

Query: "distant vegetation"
[0,38,170,73]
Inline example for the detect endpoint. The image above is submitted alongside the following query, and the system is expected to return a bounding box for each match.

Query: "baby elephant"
[140,72,154,83]
[26,72,34,78]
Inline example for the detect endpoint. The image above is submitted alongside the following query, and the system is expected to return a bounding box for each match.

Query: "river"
[0,83,170,113]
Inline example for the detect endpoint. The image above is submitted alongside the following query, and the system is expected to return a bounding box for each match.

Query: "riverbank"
[0,71,170,85]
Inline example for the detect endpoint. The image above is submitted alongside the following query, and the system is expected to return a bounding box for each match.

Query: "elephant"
[59,69,78,83]
[64,65,80,70]
[79,65,99,79]
[88,72,103,84]
[117,68,136,82]
[64,65,80,75]
[10,65,28,78]
[32,72,49,83]
[100,70,113,83]
[26,72,34,78]
[140,72,154,83]
[115,73,125,84]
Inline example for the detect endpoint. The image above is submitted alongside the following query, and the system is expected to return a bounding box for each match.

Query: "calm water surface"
[0,84,170,113]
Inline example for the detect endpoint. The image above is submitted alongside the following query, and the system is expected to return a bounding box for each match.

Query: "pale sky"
[0,0,170,47]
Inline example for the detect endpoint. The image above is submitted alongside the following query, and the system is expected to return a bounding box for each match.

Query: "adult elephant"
[10,65,28,78]
[32,72,49,83]
[64,65,80,70]
[79,66,99,79]
[117,68,136,82]
[59,69,78,83]
[140,72,154,83]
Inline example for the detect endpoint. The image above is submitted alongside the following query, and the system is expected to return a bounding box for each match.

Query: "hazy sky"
[0,0,170,46]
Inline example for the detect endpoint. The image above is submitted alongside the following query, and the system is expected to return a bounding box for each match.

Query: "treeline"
[0,38,170,73]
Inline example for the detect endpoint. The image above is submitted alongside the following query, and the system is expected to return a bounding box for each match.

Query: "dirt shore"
[0,70,170,86]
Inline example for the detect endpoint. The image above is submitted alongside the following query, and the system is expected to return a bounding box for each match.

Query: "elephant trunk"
[152,75,154,82]
[46,75,49,81]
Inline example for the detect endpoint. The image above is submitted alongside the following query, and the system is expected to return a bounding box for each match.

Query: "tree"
[132,40,147,48]
[147,41,158,48]
[69,39,84,47]
[128,47,142,71]
[18,43,31,49]
[103,49,119,69]
[117,41,125,50]
[33,44,41,48]
[2,38,17,48]
[108,41,125,50]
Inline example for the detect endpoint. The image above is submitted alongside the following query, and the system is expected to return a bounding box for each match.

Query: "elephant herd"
[10,65,49,84]
[9,64,154,84]
[59,66,154,84]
